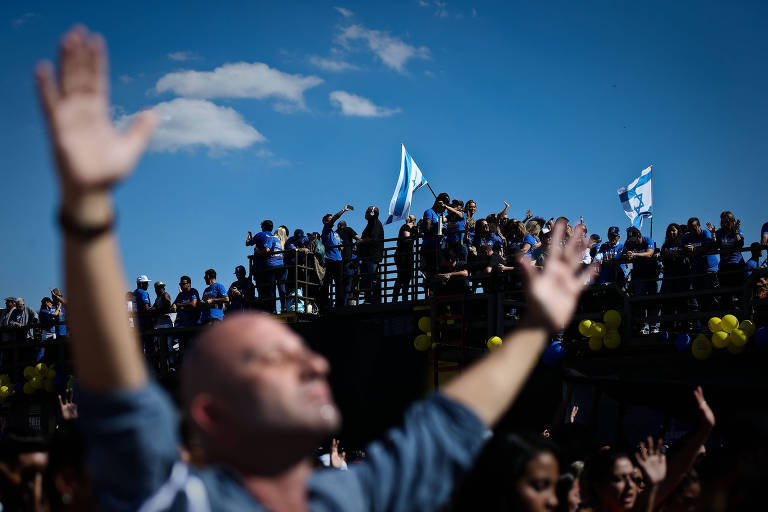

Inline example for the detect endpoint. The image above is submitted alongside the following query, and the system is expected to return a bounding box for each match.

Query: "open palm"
[36,26,155,192]
[517,223,596,331]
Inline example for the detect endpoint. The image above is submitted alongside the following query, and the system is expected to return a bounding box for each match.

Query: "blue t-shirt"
[133,288,152,329]
[445,212,466,246]
[746,257,760,276]
[38,308,56,336]
[596,241,626,284]
[77,382,487,512]
[322,223,343,261]
[201,282,228,322]
[623,236,656,276]
[471,232,504,253]
[681,230,718,273]
[56,306,67,336]
[252,231,283,268]
[422,208,441,248]
[173,289,200,327]
[522,234,540,257]
[716,228,744,266]
[285,235,309,266]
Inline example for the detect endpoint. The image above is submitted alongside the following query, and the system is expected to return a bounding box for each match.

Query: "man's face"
[180,279,191,292]
[477,221,489,234]
[365,206,376,220]
[204,275,212,286]
[16,300,24,309]
[688,221,702,235]
[211,317,340,438]
[5,300,14,309]
[608,234,620,245]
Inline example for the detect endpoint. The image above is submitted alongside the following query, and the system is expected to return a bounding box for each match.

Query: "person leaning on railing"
[681,217,719,314]
[713,211,745,307]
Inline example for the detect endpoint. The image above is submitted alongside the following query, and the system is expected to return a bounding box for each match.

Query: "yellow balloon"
[35,362,47,375]
[578,319,593,337]
[728,329,747,347]
[691,337,713,360]
[23,366,35,379]
[728,343,745,355]
[590,322,606,339]
[0,374,9,386]
[604,330,621,349]
[603,310,622,330]
[711,331,729,349]
[588,336,603,351]
[739,320,756,337]
[487,336,503,351]
[30,376,42,389]
[0,385,8,397]
[417,317,431,333]
[721,315,738,333]
[414,334,432,351]
[708,317,722,333]
[23,382,35,395]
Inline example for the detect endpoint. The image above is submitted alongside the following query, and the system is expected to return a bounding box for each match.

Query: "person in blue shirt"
[38,296,60,341]
[469,219,503,260]
[247,220,283,314]
[133,274,154,352]
[762,221,768,258]
[320,204,353,311]
[445,199,467,263]
[200,269,229,324]
[623,227,659,333]
[746,242,763,277]
[594,226,626,286]
[39,29,597,512]
[172,276,200,328]
[681,217,719,314]
[714,211,745,307]
[50,287,67,337]
[660,223,690,332]
[519,220,543,260]
[421,193,450,276]
[227,265,255,313]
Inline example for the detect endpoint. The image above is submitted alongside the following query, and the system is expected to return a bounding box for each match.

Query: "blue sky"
[1,0,766,303]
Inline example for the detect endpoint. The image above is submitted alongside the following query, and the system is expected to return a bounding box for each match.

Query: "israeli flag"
[386,144,428,224]
[617,166,653,228]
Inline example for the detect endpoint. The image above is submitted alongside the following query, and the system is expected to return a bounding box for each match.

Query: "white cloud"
[309,55,358,72]
[117,98,265,153]
[13,12,36,27]
[155,62,323,110]
[167,51,199,62]
[334,6,354,18]
[329,91,400,118]
[337,24,429,73]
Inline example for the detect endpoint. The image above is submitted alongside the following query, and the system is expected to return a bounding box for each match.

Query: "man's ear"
[189,393,226,435]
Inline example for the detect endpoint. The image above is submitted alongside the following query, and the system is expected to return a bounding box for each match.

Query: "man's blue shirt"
[445,212,465,246]
[201,282,228,322]
[38,307,56,336]
[77,382,487,512]
[253,231,283,268]
[596,241,626,284]
[56,306,66,336]
[173,289,200,327]
[681,230,719,273]
[471,232,503,253]
[623,236,657,276]
[322,223,343,261]
[422,208,441,248]
[522,234,540,257]
[285,235,309,266]
[133,288,152,329]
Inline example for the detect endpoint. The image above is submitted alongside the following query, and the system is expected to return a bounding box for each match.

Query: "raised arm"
[36,26,155,391]
[329,205,353,226]
[443,222,594,425]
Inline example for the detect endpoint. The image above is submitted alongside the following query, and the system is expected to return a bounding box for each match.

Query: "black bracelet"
[58,209,115,240]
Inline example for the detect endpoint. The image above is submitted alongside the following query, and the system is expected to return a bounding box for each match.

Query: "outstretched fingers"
[35,61,59,120]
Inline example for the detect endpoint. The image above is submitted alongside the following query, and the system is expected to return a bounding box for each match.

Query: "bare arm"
[36,26,155,391]
[329,205,353,226]
[497,201,509,218]
[443,223,594,425]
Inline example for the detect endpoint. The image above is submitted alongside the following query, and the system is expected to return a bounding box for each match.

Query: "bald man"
[38,26,594,511]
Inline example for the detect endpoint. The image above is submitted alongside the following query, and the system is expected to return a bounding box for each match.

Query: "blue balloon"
[542,342,566,368]
[674,333,691,353]
[658,331,670,341]
[755,327,768,349]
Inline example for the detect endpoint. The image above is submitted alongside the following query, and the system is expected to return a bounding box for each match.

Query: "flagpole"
[649,165,654,239]
[425,182,438,200]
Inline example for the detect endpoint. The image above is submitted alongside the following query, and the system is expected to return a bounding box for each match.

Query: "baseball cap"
[234,265,246,275]
[607,226,620,237]
[294,229,305,238]
[136,275,151,283]
[590,234,602,243]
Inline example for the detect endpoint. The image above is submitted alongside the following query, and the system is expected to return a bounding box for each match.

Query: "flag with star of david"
[617,166,653,228]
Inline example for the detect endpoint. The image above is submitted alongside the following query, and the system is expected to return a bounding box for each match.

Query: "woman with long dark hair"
[660,223,689,332]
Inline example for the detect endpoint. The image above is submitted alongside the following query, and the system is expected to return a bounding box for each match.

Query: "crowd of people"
[1,25,768,512]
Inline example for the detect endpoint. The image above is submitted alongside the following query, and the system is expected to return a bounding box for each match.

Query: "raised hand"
[569,405,579,423]
[36,26,155,195]
[58,387,78,421]
[330,438,343,469]
[693,386,715,430]
[705,222,716,233]
[517,222,595,332]
[635,437,667,485]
